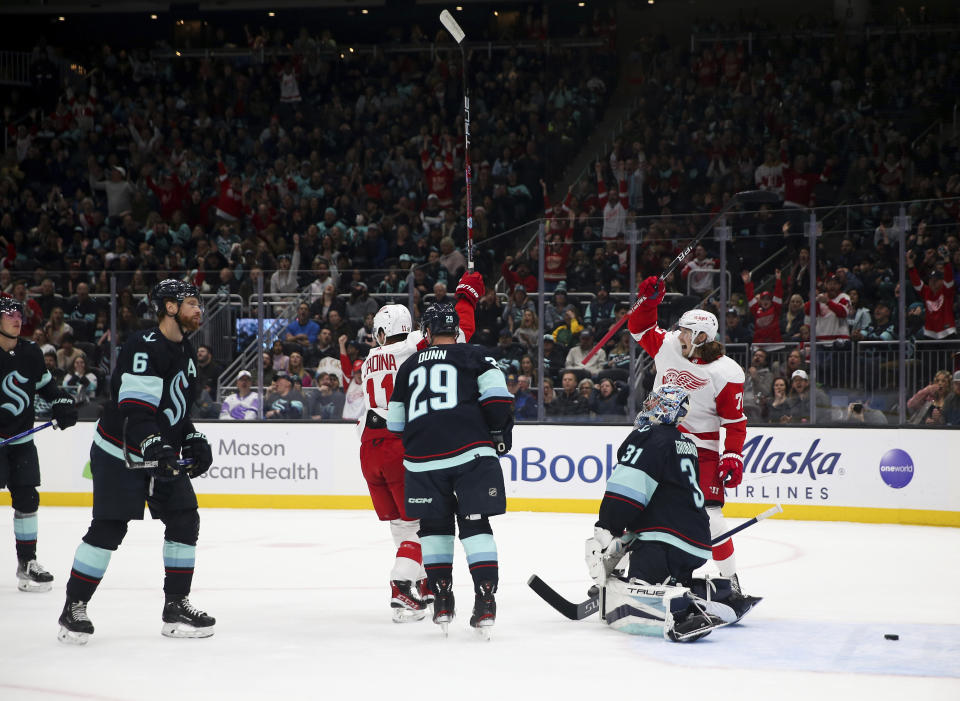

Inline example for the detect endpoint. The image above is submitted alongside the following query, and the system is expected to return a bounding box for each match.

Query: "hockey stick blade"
[527,575,599,620]
[439,10,466,44]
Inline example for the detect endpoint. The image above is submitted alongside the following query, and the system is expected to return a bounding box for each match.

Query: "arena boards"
[3,422,958,527]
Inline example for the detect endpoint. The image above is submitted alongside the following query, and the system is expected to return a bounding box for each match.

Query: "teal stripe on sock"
[461,533,497,565]
[73,542,112,579]
[13,513,38,541]
[421,535,455,565]
[163,540,196,569]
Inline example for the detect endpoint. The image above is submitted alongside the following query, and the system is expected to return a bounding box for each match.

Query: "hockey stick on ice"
[0,420,55,447]
[529,504,783,620]
[581,189,781,365]
[439,9,474,271]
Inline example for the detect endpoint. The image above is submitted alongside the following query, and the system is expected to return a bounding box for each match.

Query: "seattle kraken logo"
[0,371,30,415]
[163,371,189,426]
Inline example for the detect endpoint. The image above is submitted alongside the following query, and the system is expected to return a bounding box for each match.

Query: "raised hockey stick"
[580,189,782,365]
[0,420,55,448]
[529,504,783,620]
[439,9,474,271]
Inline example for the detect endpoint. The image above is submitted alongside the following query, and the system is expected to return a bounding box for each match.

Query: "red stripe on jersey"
[633,526,711,550]
[118,398,158,412]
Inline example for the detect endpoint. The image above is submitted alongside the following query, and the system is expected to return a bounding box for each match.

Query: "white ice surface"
[0,508,958,701]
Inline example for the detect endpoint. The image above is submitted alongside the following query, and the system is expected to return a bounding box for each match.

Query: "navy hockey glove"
[50,396,78,430]
[181,432,213,478]
[490,430,511,456]
[140,435,182,482]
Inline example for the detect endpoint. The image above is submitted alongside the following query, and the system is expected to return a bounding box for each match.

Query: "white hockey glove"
[585,527,626,586]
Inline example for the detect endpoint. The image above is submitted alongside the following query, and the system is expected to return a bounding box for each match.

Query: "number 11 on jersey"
[366,374,394,409]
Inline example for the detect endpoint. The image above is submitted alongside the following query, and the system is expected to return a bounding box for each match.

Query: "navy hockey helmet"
[421,303,459,339]
[151,279,201,318]
[634,384,690,428]
[0,297,24,317]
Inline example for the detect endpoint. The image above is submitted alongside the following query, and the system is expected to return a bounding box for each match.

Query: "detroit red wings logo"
[662,369,709,391]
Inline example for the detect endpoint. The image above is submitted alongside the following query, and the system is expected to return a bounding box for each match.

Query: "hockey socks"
[163,541,196,598]
[420,534,455,593]
[66,542,112,602]
[13,510,38,563]
[461,532,498,596]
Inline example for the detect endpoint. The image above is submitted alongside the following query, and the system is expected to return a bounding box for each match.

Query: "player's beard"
[177,311,202,333]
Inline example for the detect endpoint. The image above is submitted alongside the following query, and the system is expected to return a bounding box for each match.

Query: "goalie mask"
[677,309,718,358]
[373,304,412,345]
[634,384,690,428]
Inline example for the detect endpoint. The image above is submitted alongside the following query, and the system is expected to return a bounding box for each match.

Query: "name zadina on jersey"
[0,339,71,443]
[95,328,200,461]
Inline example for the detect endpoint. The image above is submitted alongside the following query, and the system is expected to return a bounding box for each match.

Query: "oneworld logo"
[879,448,914,489]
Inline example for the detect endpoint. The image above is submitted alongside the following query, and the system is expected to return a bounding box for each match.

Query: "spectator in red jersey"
[907,247,956,339]
[782,155,820,208]
[543,208,574,293]
[213,151,247,224]
[420,134,455,207]
[501,254,537,293]
[143,164,185,221]
[742,268,784,344]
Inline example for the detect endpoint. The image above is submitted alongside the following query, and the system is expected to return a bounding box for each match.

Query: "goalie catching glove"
[718,452,743,488]
[585,526,627,586]
[181,432,213,478]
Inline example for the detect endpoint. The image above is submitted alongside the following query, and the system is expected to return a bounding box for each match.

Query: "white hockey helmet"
[373,304,412,345]
[677,309,718,357]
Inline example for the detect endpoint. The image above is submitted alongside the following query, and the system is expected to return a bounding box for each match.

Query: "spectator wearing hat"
[552,304,585,347]
[88,161,136,221]
[491,327,524,374]
[270,234,302,295]
[584,285,616,334]
[907,247,956,339]
[220,370,261,420]
[804,274,851,342]
[503,283,536,332]
[544,284,569,332]
[743,269,784,344]
[942,371,960,426]
[540,333,566,381]
[786,369,831,424]
[309,371,345,421]
[565,328,606,375]
[724,308,752,345]
[346,280,378,326]
[265,373,306,419]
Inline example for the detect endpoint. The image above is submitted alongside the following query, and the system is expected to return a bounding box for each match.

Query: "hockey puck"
[884,634,899,641]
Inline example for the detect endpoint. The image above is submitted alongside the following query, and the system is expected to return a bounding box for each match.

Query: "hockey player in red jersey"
[627,276,759,607]
[357,272,483,622]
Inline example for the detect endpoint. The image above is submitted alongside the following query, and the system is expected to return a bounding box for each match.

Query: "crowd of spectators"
[4,8,959,426]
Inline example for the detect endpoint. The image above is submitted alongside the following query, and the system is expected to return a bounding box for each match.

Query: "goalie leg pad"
[601,578,693,639]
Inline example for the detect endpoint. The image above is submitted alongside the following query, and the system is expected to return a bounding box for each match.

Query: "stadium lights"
[58,15,65,21]
[578,2,585,6]
[455,6,462,11]
[361,9,369,14]
[150,14,158,19]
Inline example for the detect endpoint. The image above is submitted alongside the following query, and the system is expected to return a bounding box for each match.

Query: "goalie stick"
[528,504,783,620]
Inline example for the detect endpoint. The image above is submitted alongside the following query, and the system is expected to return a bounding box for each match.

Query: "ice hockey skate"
[418,577,434,605]
[161,597,215,638]
[17,559,53,592]
[431,579,455,637]
[58,600,94,645]
[469,581,496,641]
[725,574,762,621]
[390,580,427,623]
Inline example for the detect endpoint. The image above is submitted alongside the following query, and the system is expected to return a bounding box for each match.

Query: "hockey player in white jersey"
[627,275,759,611]
[357,272,483,621]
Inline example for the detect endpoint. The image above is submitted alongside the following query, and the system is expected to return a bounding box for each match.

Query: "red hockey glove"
[718,452,744,488]
[637,276,665,308]
[455,271,484,307]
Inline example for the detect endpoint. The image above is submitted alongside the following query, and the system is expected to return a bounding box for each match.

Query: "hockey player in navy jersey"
[58,280,215,644]
[387,303,513,638]
[0,297,78,593]
[585,385,728,642]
